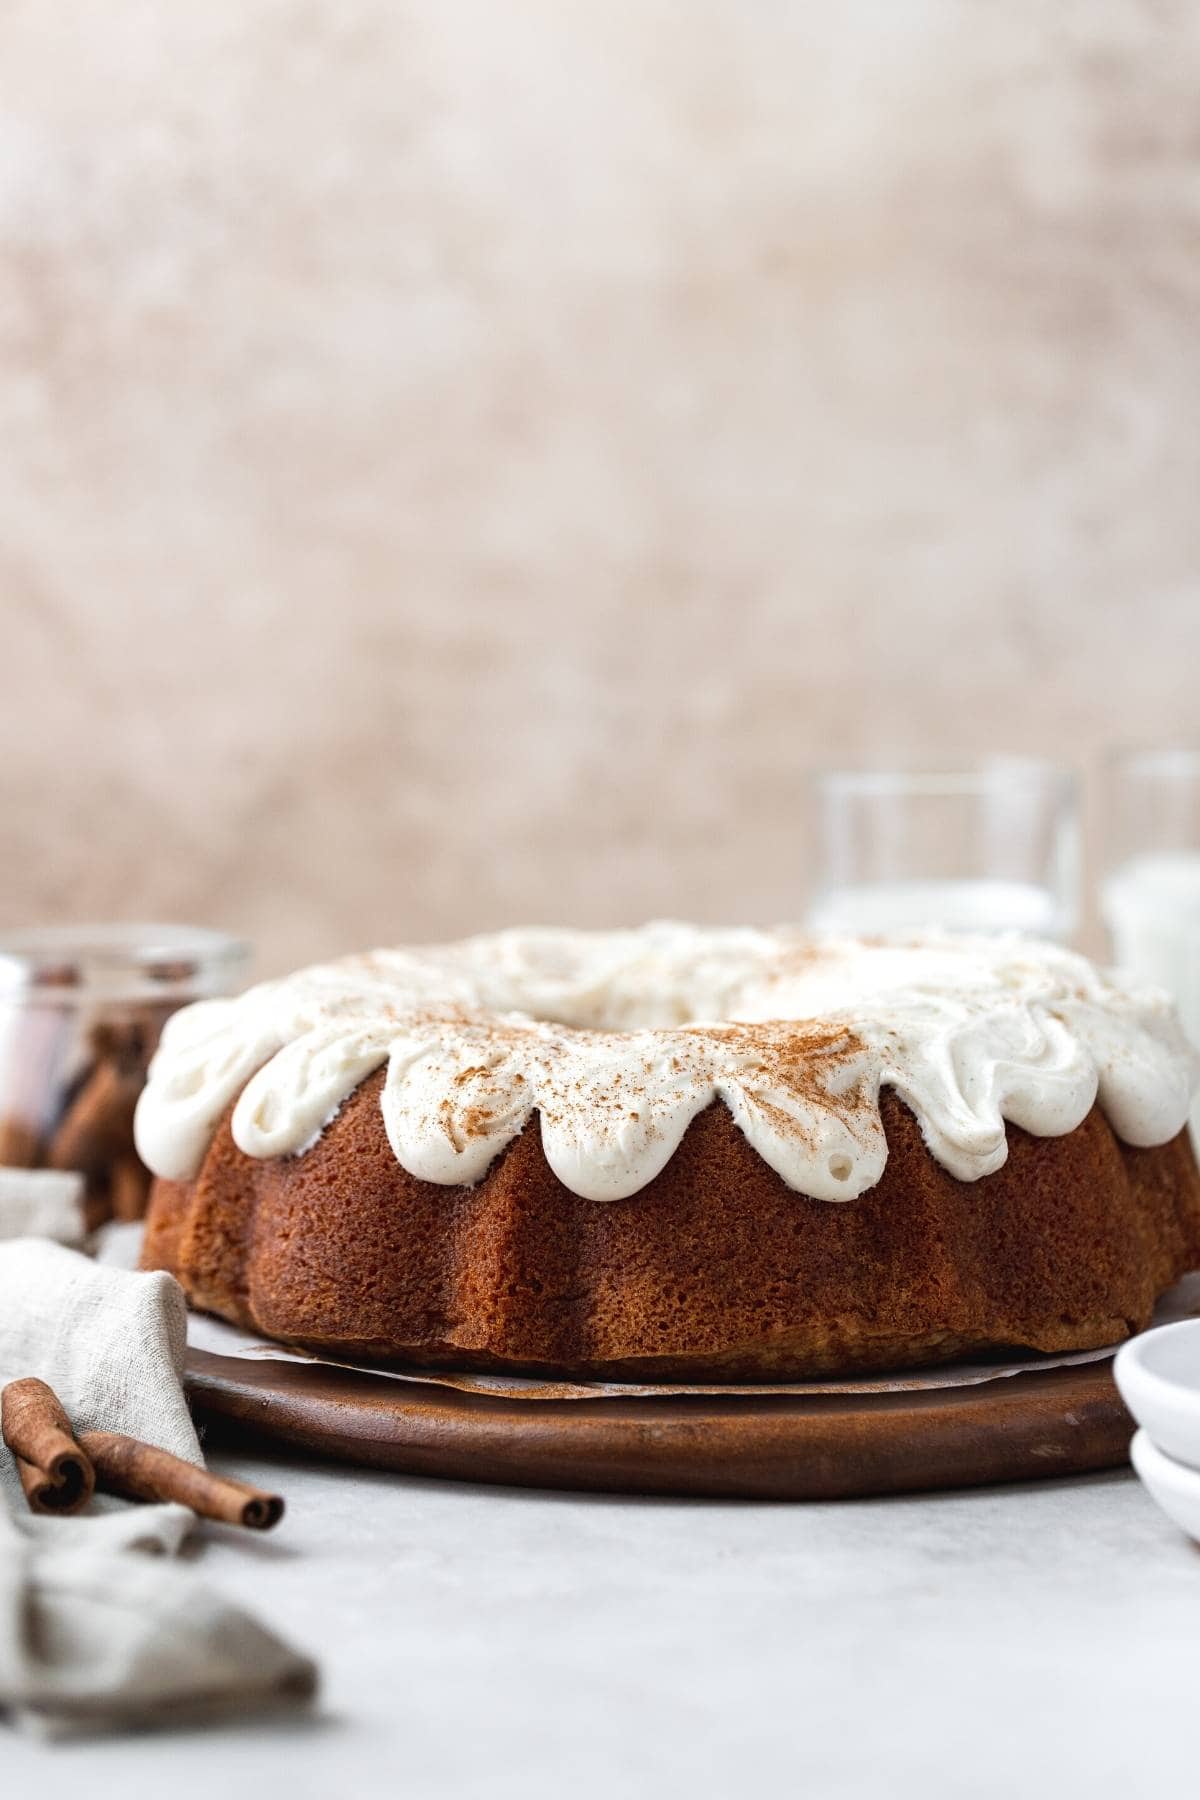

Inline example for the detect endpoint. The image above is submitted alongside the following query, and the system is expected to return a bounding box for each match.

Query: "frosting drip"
[133,923,1197,1204]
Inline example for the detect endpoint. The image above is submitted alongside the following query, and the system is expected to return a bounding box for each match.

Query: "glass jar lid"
[0,924,251,1004]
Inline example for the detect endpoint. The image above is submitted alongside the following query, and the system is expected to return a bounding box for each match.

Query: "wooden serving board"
[184,1349,1134,1500]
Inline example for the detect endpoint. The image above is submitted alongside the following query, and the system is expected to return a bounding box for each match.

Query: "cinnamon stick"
[110,1153,152,1221]
[46,1058,141,1175]
[1,1377,95,1515]
[79,1431,284,1530]
[83,1174,115,1234]
[0,1113,43,1169]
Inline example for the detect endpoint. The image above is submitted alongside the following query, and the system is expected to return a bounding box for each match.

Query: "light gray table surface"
[7,1443,1200,1799]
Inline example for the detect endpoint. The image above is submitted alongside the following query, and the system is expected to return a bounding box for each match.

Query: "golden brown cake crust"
[142,1074,1200,1380]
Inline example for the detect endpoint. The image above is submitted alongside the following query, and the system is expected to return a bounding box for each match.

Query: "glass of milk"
[1102,749,1200,1122]
[805,758,1080,941]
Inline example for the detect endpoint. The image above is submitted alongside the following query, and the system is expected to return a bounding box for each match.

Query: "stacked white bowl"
[1114,1320,1200,1540]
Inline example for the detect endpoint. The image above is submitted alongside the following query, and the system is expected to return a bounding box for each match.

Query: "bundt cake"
[135,925,1200,1379]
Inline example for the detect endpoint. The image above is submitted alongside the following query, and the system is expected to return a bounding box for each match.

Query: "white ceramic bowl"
[1114,1318,1200,1471]
[1129,1430,1200,1543]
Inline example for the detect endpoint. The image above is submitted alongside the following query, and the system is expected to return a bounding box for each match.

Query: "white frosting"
[133,923,1197,1204]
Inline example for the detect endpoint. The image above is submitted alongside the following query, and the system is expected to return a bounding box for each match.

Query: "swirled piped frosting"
[133,924,1197,1204]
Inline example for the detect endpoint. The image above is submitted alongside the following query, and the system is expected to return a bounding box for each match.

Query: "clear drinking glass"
[0,924,250,1229]
[1101,747,1200,1080]
[805,757,1080,940]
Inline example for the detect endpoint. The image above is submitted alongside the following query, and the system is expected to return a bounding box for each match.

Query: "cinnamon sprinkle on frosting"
[135,923,1197,1204]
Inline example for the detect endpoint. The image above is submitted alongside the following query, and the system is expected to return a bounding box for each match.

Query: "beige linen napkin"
[0,1238,316,1737]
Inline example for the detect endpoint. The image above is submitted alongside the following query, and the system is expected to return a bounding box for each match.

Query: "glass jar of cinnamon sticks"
[0,925,249,1230]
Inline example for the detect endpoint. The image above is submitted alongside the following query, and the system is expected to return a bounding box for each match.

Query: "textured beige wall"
[3,2,1199,973]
